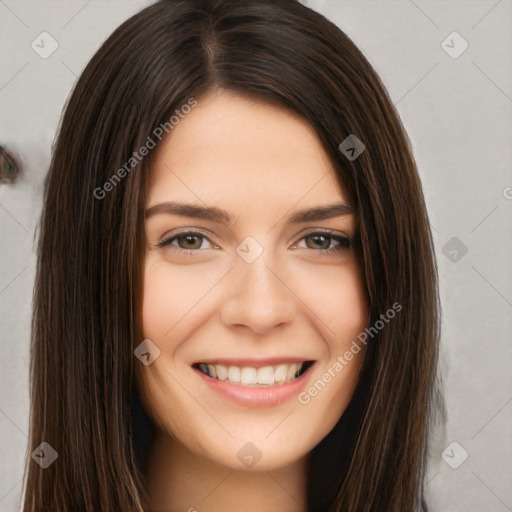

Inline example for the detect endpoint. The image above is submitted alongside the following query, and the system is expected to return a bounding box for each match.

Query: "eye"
[155,229,351,256]
[156,231,217,253]
[295,231,351,255]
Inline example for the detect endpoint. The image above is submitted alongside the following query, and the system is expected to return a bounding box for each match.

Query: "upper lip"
[192,357,314,369]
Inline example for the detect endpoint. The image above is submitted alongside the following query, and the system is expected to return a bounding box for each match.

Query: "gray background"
[0,1,511,511]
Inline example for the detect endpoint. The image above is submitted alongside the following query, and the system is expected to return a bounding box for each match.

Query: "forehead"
[146,90,348,210]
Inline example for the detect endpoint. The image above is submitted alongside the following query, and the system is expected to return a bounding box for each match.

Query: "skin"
[135,89,369,512]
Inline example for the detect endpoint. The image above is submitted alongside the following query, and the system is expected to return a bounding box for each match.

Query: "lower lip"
[194,364,315,408]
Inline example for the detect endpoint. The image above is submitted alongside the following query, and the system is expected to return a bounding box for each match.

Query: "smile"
[193,360,314,387]
[191,358,316,408]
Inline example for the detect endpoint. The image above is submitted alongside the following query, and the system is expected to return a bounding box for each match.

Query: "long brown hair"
[22,1,443,510]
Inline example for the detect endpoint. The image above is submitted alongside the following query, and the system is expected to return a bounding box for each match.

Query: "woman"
[22,0,443,510]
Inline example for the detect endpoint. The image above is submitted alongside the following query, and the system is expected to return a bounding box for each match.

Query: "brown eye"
[305,234,331,250]
[175,234,204,250]
[302,232,351,252]
[157,231,214,251]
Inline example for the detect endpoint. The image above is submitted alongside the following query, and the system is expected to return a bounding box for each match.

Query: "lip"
[193,360,316,408]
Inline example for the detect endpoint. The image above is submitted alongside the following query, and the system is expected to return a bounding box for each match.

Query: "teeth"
[216,364,228,380]
[240,367,257,385]
[197,361,309,385]
[286,364,297,381]
[207,364,217,379]
[257,366,274,385]
[274,364,288,383]
[228,366,241,383]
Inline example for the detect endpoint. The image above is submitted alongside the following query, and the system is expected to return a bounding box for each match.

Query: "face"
[135,89,368,472]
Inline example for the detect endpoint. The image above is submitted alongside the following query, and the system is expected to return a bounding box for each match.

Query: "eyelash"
[155,229,351,257]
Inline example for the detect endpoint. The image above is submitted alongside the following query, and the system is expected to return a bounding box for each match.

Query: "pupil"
[183,235,200,249]
[308,235,329,250]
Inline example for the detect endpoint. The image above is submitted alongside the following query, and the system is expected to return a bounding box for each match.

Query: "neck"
[142,428,309,512]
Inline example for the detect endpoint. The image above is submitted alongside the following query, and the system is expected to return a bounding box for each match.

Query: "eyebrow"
[145,201,354,224]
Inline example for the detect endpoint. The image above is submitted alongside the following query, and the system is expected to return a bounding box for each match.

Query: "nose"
[220,253,296,335]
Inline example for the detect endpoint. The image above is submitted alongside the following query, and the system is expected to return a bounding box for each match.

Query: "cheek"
[296,263,368,415]
[327,268,368,387]
[135,261,204,434]
[140,259,207,342]
[331,269,368,345]
[298,259,368,350]
[141,279,167,341]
